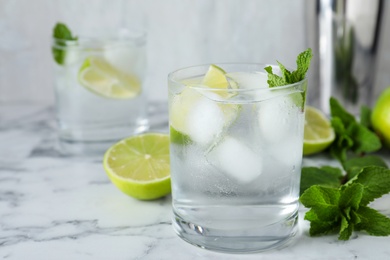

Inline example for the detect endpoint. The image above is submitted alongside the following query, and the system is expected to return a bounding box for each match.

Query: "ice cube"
[257,96,296,143]
[103,45,140,74]
[207,136,262,183]
[226,72,269,89]
[186,94,225,145]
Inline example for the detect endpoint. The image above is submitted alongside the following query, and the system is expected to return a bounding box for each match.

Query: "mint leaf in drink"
[355,206,390,236]
[52,22,77,65]
[53,23,77,41]
[265,48,313,87]
[291,48,313,82]
[343,155,388,179]
[300,166,343,195]
[264,66,286,87]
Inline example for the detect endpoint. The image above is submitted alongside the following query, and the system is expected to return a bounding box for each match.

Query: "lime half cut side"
[103,133,171,200]
[303,106,335,155]
[78,56,141,99]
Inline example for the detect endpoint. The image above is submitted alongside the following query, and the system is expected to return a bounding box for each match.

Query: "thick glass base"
[172,211,299,253]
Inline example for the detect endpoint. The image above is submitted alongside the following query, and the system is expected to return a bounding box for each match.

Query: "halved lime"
[371,87,390,148]
[103,133,171,200]
[78,56,141,99]
[303,106,335,155]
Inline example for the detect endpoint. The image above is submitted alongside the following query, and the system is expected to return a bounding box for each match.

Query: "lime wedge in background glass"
[303,106,335,155]
[78,56,141,99]
[103,133,171,200]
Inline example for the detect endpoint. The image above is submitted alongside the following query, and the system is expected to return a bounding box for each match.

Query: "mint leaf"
[291,48,313,82]
[300,186,340,221]
[320,166,344,179]
[337,183,364,240]
[339,215,353,240]
[343,155,388,179]
[347,123,382,154]
[330,117,354,162]
[329,97,381,161]
[52,22,77,65]
[264,66,286,87]
[265,48,313,87]
[307,219,339,236]
[330,97,356,126]
[53,23,77,41]
[355,206,390,236]
[360,105,372,128]
[339,183,364,210]
[300,166,343,195]
[351,166,390,205]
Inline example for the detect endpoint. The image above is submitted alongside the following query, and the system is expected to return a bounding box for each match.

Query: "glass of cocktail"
[52,25,148,155]
[168,63,307,252]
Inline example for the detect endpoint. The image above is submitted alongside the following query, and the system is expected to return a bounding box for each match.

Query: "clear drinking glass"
[52,29,148,155]
[168,63,307,253]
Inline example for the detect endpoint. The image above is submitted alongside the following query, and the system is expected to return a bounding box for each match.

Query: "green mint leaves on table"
[264,48,313,87]
[329,97,382,162]
[300,97,390,240]
[52,22,77,65]
[300,165,390,240]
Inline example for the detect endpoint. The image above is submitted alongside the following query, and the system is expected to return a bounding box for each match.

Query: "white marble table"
[1,103,390,259]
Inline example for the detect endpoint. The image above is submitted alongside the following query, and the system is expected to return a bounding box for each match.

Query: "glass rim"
[52,27,146,49]
[168,63,307,92]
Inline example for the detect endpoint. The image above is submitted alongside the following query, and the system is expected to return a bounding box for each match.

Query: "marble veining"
[0,103,390,259]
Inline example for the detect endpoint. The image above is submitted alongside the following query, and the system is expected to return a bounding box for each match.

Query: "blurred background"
[1,0,389,110]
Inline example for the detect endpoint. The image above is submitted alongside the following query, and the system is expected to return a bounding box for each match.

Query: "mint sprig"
[52,22,77,65]
[265,48,313,87]
[329,97,382,162]
[300,166,390,240]
[265,48,313,109]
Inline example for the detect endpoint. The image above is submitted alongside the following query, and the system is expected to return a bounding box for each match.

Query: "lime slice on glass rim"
[170,64,240,144]
[103,133,171,200]
[78,56,141,99]
[303,106,335,155]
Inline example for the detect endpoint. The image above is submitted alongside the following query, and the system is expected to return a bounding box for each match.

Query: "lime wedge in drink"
[303,106,335,155]
[103,133,171,200]
[202,64,229,88]
[203,64,238,96]
[78,56,141,99]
